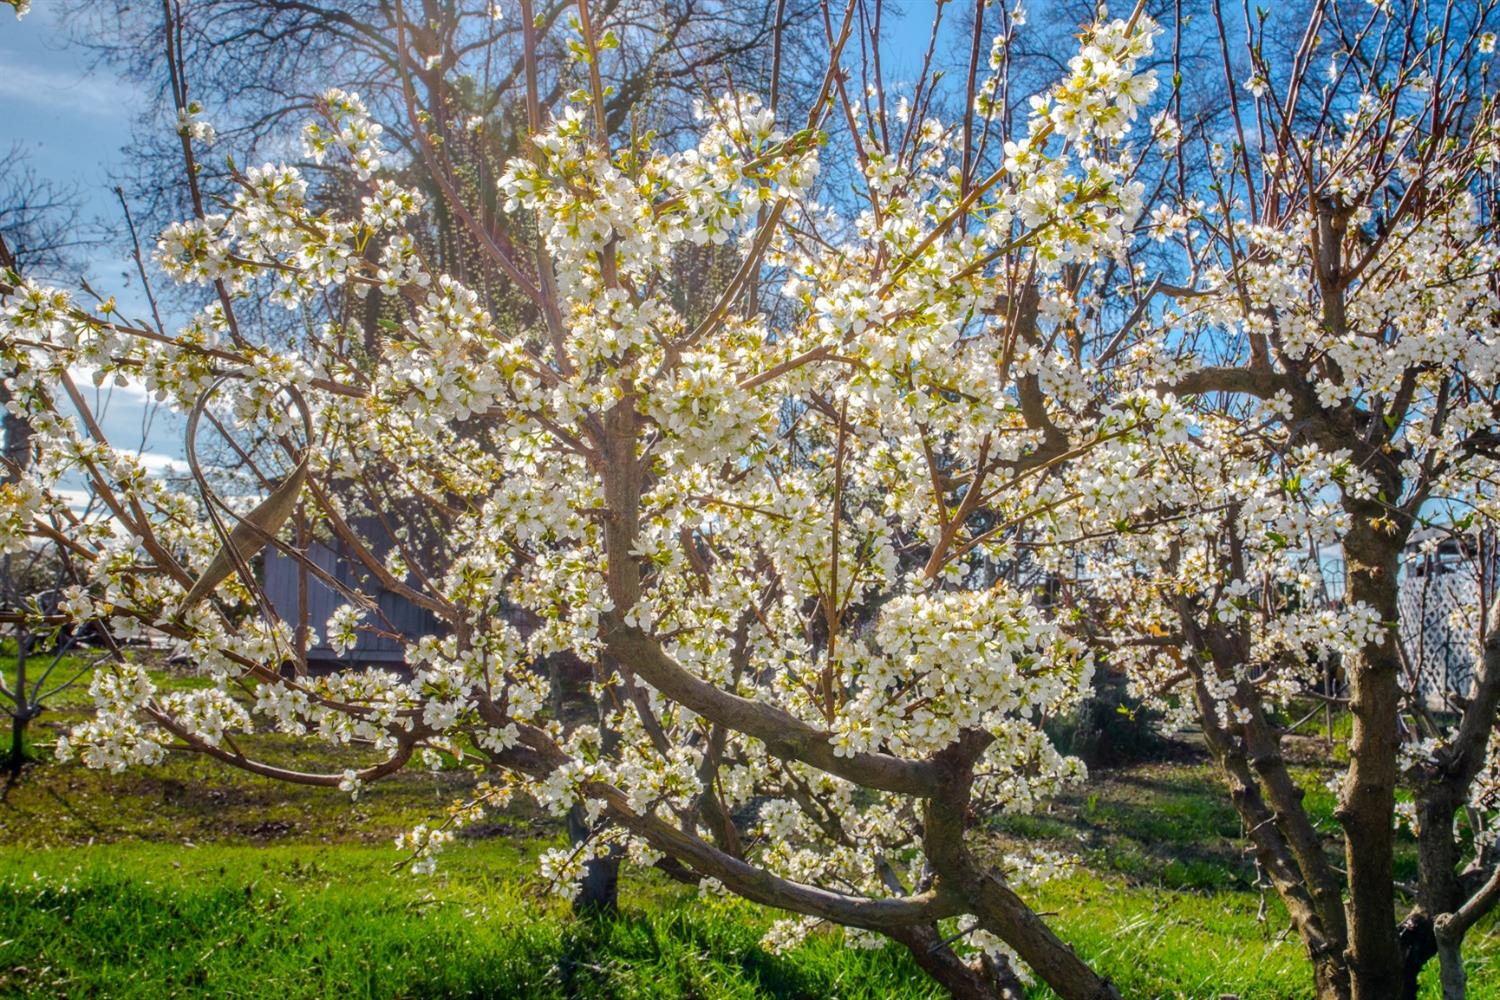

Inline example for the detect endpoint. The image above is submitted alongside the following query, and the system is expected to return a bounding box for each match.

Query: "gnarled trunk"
[923,736,1122,1000]
[885,923,1022,1000]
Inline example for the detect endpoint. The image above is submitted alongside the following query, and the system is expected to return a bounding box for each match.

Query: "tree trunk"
[885,924,1021,1000]
[2,383,34,782]
[1,389,32,476]
[1338,519,1405,1000]
[7,712,26,775]
[1434,925,1466,1000]
[1404,592,1500,998]
[1407,787,1461,999]
[1313,957,1352,1000]
[1175,603,1350,999]
[954,856,1118,999]
[924,736,1122,1000]
[566,802,621,916]
[1397,911,1437,1000]
[6,630,29,775]
[567,653,623,918]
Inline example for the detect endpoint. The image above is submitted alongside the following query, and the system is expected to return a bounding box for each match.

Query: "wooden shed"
[263,533,442,668]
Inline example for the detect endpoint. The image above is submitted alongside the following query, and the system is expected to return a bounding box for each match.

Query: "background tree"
[0,144,106,778]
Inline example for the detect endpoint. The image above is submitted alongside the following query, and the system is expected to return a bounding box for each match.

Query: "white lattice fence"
[1398,562,1487,711]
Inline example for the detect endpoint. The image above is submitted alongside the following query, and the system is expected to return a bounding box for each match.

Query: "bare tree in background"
[0,144,88,280]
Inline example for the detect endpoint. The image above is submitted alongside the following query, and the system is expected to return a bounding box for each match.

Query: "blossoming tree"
[1045,2,1500,997]
[0,0,1173,996]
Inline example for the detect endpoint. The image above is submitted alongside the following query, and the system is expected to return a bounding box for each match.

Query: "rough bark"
[1176,600,1350,998]
[1,382,34,778]
[606,622,939,796]
[1197,683,1349,998]
[1338,516,1405,1000]
[1433,861,1500,1000]
[566,802,622,916]
[1407,591,1500,995]
[885,923,1021,1000]
[8,711,27,775]
[923,734,1123,1000]
[595,397,1114,997]
[1435,930,1466,1000]
[1397,912,1437,1000]
[1410,776,1462,1000]
[1417,603,1500,996]
[4,631,33,777]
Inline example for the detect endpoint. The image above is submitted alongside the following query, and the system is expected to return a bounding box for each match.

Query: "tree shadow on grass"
[548,905,935,1000]
[992,763,1257,891]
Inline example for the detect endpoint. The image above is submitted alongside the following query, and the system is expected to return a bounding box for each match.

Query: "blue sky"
[2,4,186,490]
[3,4,148,294]
[2,0,950,286]
[3,0,946,283]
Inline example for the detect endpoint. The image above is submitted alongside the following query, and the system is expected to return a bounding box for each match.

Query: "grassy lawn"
[0,844,944,999]
[1,657,1497,998]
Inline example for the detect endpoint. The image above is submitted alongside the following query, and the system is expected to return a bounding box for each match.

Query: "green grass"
[5,842,1494,1000]
[1032,874,1314,999]
[986,758,1499,998]
[993,762,1255,892]
[0,651,492,850]
[0,844,941,999]
[2,655,1498,998]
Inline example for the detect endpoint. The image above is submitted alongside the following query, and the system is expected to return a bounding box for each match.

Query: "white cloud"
[0,61,138,118]
[135,450,189,476]
[62,365,186,464]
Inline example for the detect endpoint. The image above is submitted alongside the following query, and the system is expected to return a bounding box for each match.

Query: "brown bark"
[1434,862,1500,1000]
[1337,515,1405,999]
[598,392,936,795]
[7,709,30,776]
[1182,647,1349,996]
[923,734,1123,1000]
[566,802,621,916]
[1409,593,1500,997]
[885,923,1022,1000]
[593,395,1115,997]
[1172,588,1351,997]
[1208,620,1350,945]
[605,622,939,795]
[1397,912,1437,1000]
